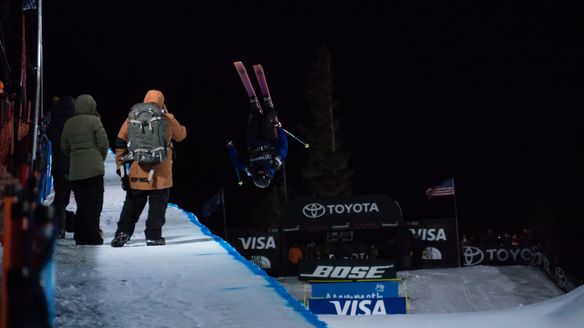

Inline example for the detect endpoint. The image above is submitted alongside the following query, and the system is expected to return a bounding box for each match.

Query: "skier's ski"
[234,61,286,127]
[233,61,260,108]
[252,64,272,106]
[232,61,310,158]
[252,64,280,126]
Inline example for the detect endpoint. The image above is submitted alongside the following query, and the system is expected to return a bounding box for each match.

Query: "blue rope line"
[168,203,327,328]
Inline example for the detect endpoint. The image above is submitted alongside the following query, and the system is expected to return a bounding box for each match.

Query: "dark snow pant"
[70,175,104,245]
[247,102,277,144]
[116,188,170,240]
[52,172,71,233]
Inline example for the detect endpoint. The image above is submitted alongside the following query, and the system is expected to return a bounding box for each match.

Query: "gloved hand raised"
[273,156,282,170]
[225,139,234,148]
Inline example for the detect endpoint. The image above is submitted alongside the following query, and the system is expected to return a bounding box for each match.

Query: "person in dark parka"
[46,96,75,238]
[397,227,414,270]
[61,94,109,245]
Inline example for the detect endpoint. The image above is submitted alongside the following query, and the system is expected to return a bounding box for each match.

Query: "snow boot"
[146,237,166,246]
[111,232,130,247]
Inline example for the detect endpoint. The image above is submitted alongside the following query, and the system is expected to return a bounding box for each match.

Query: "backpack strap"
[147,168,154,183]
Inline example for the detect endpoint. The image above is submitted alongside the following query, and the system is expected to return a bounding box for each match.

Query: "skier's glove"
[121,175,130,191]
[274,156,282,170]
[225,139,234,148]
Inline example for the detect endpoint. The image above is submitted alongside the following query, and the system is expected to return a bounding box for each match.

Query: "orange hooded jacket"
[115,90,187,190]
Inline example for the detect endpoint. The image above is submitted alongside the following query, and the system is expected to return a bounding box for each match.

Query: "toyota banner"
[282,195,403,231]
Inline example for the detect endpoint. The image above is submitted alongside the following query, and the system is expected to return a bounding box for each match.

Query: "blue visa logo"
[309,297,407,315]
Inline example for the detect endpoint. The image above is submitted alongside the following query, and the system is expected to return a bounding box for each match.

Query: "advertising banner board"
[401,218,459,268]
[227,229,283,275]
[311,281,400,299]
[299,259,397,281]
[308,297,407,315]
[282,195,402,231]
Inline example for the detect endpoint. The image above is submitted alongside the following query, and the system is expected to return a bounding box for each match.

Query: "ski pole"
[232,163,243,186]
[225,140,243,186]
[282,128,310,149]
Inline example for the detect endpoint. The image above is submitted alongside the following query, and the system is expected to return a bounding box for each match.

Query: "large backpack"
[123,102,169,165]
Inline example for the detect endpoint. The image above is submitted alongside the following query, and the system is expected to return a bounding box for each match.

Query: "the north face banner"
[299,259,397,281]
[401,218,459,268]
[282,195,403,231]
[227,229,282,275]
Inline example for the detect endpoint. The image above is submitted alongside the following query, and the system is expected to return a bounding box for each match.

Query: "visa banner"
[312,281,400,299]
[308,297,407,315]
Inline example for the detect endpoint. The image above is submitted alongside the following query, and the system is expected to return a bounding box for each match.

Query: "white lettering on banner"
[238,236,276,250]
[330,300,387,315]
[530,249,543,266]
[409,228,447,241]
[325,203,380,215]
[351,252,367,259]
[325,292,385,299]
[300,265,393,279]
[484,248,533,262]
[302,202,380,218]
[329,253,367,260]
[465,247,538,266]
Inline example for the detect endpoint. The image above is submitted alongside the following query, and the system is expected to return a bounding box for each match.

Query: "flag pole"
[220,186,227,240]
[452,177,461,267]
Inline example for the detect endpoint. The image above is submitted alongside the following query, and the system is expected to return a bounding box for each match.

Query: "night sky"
[27,1,584,239]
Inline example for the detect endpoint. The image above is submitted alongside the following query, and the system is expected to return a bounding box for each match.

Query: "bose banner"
[282,195,403,231]
[299,259,397,281]
[308,297,407,315]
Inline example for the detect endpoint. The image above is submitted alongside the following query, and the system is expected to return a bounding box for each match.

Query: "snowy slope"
[49,152,584,327]
[54,152,324,328]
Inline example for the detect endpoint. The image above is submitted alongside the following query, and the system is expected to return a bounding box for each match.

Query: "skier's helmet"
[253,169,272,189]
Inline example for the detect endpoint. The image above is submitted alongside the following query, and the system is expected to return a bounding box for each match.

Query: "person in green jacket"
[61,94,109,245]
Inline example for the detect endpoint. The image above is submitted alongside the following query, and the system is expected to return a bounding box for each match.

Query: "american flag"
[426,178,455,198]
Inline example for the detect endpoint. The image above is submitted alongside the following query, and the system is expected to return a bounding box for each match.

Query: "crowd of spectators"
[460,227,535,250]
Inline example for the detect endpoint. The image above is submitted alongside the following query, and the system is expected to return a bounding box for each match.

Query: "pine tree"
[250,168,288,228]
[299,45,353,197]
